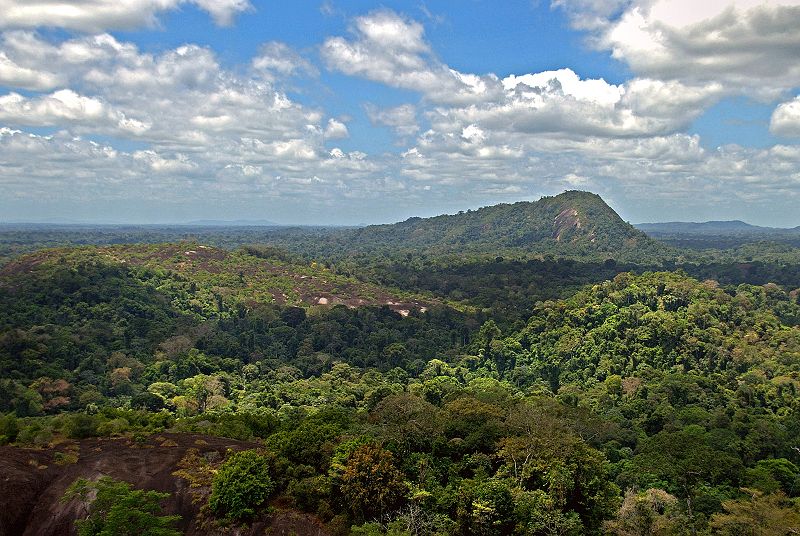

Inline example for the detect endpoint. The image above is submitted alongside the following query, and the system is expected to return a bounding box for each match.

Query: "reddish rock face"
[0,434,330,536]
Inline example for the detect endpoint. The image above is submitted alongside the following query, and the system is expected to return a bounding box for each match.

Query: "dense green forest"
[2,249,800,533]
[3,193,800,534]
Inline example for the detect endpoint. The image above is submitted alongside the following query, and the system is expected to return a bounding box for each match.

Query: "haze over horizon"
[2,190,800,229]
[2,1,800,226]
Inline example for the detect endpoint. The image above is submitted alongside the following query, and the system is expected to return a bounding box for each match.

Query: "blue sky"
[1,0,800,225]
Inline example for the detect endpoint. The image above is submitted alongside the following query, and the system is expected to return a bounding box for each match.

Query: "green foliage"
[0,413,18,444]
[710,489,800,535]
[746,458,800,495]
[7,220,800,535]
[298,191,664,261]
[603,488,686,536]
[62,476,181,536]
[340,444,409,521]
[456,479,516,535]
[63,413,100,439]
[208,449,275,521]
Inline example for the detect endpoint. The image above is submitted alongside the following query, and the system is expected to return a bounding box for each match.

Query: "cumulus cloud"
[0,50,60,89]
[0,0,252,32]
[252,41,317,79]
[365,103,419,139]
[395,125,800,223]
[1,6,799,224]
[321,10,501,105]
[133,150,197,173]
[317,8,800,221]
[0,31,392,212]
[0,90,149,134]
[555,0,800,98]
[770,96,800,137]
[420,69,721,148]
[0,32,322,146]
[324,11,720,140]
[324,118,349,139]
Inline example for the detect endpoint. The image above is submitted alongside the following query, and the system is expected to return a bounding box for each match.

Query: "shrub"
[62,476,181,536]
[0,413,19,444]
[63,413,99,439]
[96,418,130,437]
[209,450,274,520]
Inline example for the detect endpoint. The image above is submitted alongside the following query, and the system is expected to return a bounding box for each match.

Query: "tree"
[497,401,620,532]
[340,444,408,521]
[209,449,274,521]
[633,425,743,528]
[456,479,516,535]
[478,320,501,362]
[710,489,800,535]
[604,488,686,536]
[62,476,181,536]
[370,393,442,455]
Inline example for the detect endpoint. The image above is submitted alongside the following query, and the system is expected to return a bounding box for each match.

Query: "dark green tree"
[209,449,275,521]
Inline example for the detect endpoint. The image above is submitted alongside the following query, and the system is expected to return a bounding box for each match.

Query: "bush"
[16,420,54,446]
[63,413,99,439]
[287,475,331,512]
[131,392,165,412]
[96,418,130,437]
[62,476,181,536]
[209,450,274,520]
[0,414,19,444]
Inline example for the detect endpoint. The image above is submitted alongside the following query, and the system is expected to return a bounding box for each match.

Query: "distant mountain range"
[635,220,800,235]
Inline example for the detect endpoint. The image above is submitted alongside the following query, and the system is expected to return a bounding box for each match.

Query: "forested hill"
[318,190,663,259]
[188,191,663,262]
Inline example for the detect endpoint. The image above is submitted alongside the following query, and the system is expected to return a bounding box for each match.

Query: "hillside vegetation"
[304,191,666,261]
[2,193,800,535]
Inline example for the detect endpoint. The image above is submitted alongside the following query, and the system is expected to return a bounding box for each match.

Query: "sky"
[1,1,800,226]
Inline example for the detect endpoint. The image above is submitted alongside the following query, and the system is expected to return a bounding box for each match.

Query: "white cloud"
[324,118,349,139]
[0,0,252,32]
[461,124,486,144]
[0,32,322,146]
[0,31,395,211]
[318,9,800,222]
[503,69,623,106]
[0,50,60,89]
[252,41,317,79]
[321,10,501,105]
[426,69,720,142]
[365,103,419,138]
[133,150,197,173]
[770,96,800,137]
[191,0,251,26]
[325,12,719,140]
[1,7,799,225]
[555,0,800,98]
[0,90,151,135]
